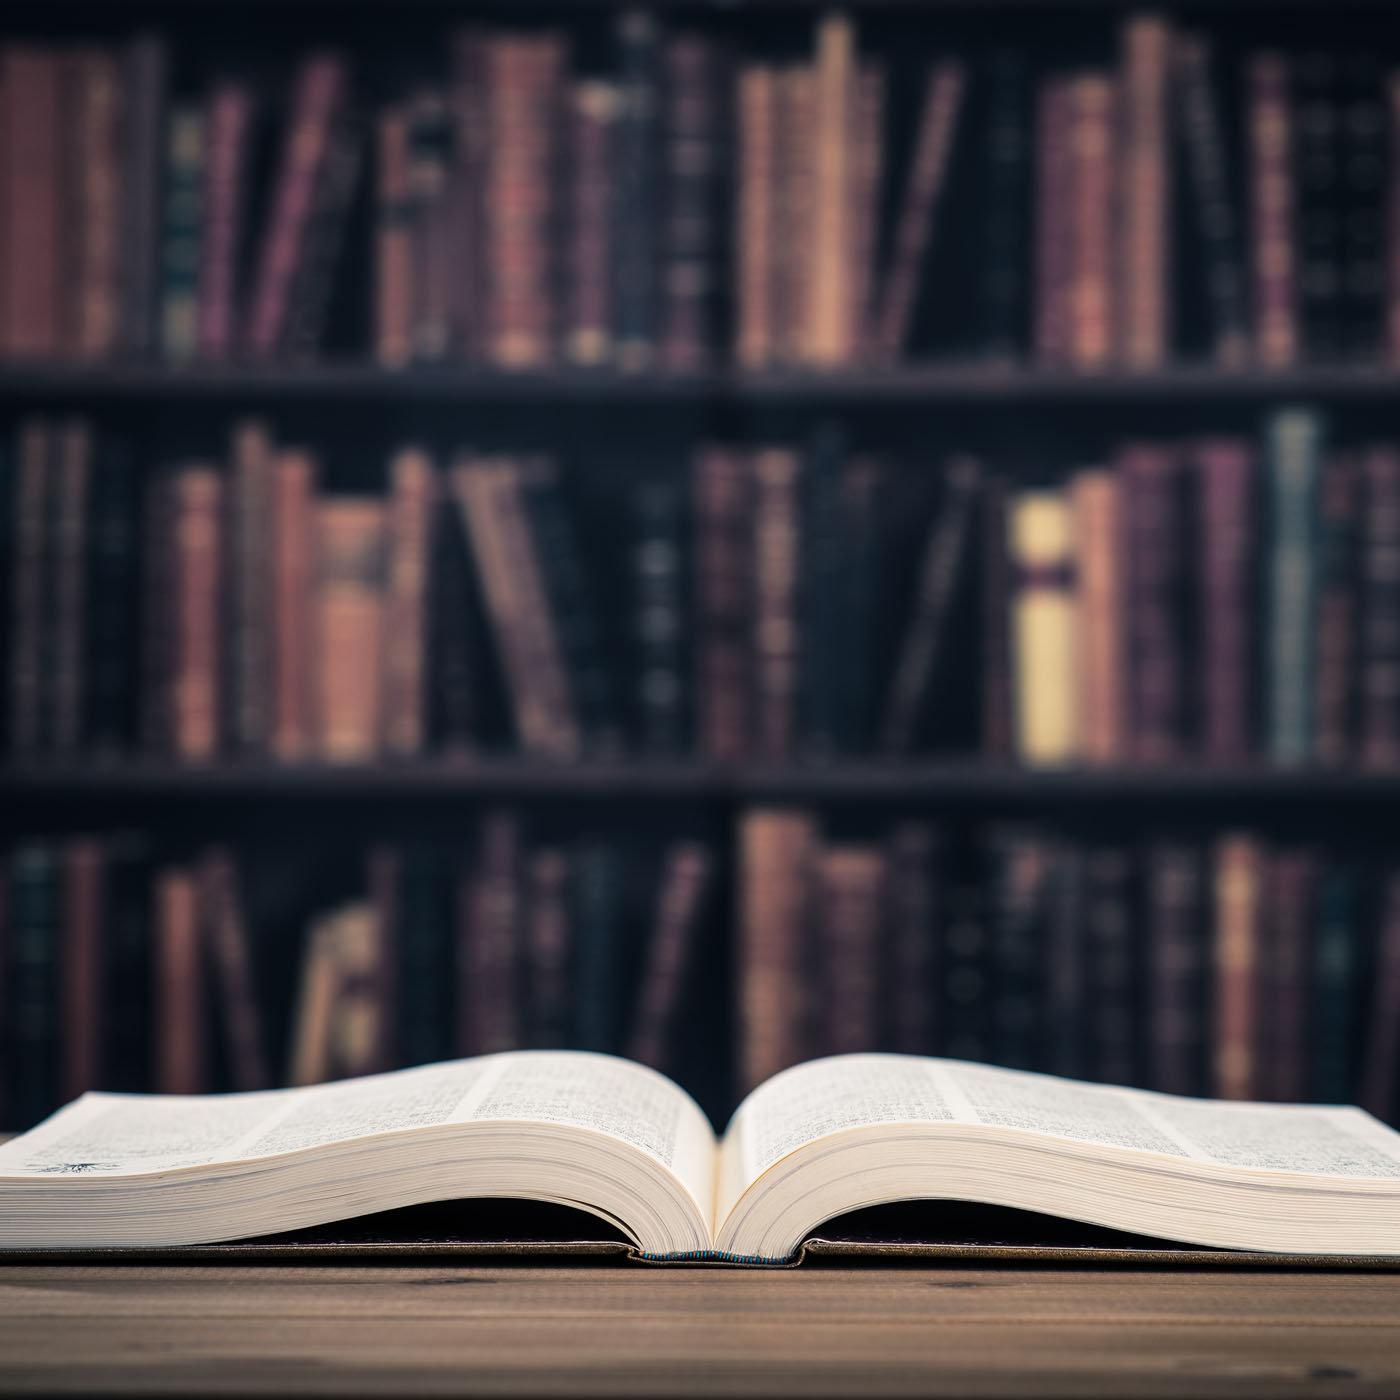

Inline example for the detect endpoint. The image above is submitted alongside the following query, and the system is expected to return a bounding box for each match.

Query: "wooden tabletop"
[1,1260,1398,1398]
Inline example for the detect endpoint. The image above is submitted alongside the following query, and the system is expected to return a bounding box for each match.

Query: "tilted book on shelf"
[4,1052,1400,1266]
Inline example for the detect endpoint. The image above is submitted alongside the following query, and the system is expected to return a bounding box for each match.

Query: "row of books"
[738,809,1400,1122]
[4,407,1399,766]
[0,823,716,1129]
[4,17,1400,370]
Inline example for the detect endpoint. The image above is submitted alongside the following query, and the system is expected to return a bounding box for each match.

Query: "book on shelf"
[5,1052,1400,1262]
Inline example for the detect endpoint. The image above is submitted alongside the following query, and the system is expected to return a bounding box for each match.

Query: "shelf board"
[3,361,1400,405]
[3,759,1397,802]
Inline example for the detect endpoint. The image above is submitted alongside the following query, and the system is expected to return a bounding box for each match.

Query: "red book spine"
[272,450,316,761]
[751,448,802,761]
[60,840,103,1102]
[818,846,885,1056]
[155,865,204,1095]
[449,30,489,364]
[1065,72,1115,370]
[694,446,751,761]
[197,82,253,361]
[735,66,776,370]
[1196,439,1255,760]
[374,104,413,369]
[1213,834,1262,1101]
[1250,54,1298,367]
[774,66,815,366]
[460,811,520,1056]
[73,49,122,360]
[1034,78,1071,365]
[172,466,223,763]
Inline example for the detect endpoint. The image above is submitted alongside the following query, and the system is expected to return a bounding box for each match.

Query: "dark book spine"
[1360,871,1400,1121]
[939,881,989,1064]
[566,81,617,366]
[799,426,844,759]
[72,48,123,361]
[573,836,622,1054]
[448,30,489,364]
[1146,842,1205,1097]
[0,443,10,759]
[1259,848,1313,1102]
[1339,55,1386,360]
[849,63,885,363]
[460,811,521,1056]
[693,446,750,762]
[1390,73,1400,366]
[1033,77,1071,365]
[197,82,253,362]
[200,847,270,1092]
[1265,407,1322,764]
[397,845,451,1068]
[980,50,1028,360]
[50,420,92,754]
[886,823,939,1056]
[383,447,434,759]
[1196,439,1255,761]
[158,104,205,364]
[773,63,814,368]
[60,840,103,1104]
[614,11,660,371]
[980,475,1014,760]
[734,65,776,370]
[751,448,802,761]
[1311,866,1358,1103]
[1360,446,1400,768]
[1122,444,1184,763]
[374,104,413,369]
[1295,53,1343,361]
[1045,839,1086,1080]
[986,829,1047,1072]
[227,421,273,756]
[1174,34,1249,365]
[139,468,174,756]
[87,437,138,753]
[818,845,885,1056]
[631,475,685,756]
[1250,53,1299,367]
[121,35,167,357]
[9,420,48,755]
[104,838,152,1092]
[428,482,475,753]
[834,457,880,755]
[9,844,58,1126]
[524,847,572,1050]
[407,90,453,363]
[1315,452,1360,764]
[659,36,719,371]
[1085,846,1136,1086]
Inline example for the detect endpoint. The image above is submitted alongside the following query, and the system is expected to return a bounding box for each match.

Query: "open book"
[4,1051,1400,1261]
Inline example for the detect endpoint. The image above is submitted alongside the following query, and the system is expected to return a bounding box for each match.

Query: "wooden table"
[1,1260,1398,1397]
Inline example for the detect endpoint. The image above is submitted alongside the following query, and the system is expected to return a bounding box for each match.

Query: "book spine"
[694,446,751,761]
[980,475,1014,759]
[659,36,719,371]
[158,105,205,363]
[448,30,489,363]
[155,864,203,1095]
[1070,469,1124,764]
[397,845,449,1067]
[573,836,622,1053]
[871,61,964,362]
[1174,35,1249,366]
[245,53,345,358]
[87,437,138,753]
[775,65,816,366]
[1213,833,1263,1100]
[835,457,880,755]
[59,839,103,1103]
[50,419,92,753]
[614,11,660,371]
[524,847,571,1049]
[751,448,802,761]
[9,844,58,1126]
[1085,846,1135,1086]
[1250,54,1299,367]
[1311,866,1357,1103]
[1339,56,1385,361]
[196,82,253,361]
[72,49,122,360]
[429,484,476,753]
[848,63,884,362]
[120,35,166,356]
[1260,848,1312,1102]
[1,47,60,358]
[1360,871,1400,1121]
[1196,439,1255,761]
[365,845,398,1074]
[1033,77,1071,364]
[104,837,152,1092]
[227,420,274,755]
[627,841,712,1069]
[271,450,316,761]
[288,912,339,1085]
[1361,446,1400,767]
[567,81,617,366]
[1045,839,1086,1080]
[986,829,1047,1071]
[1009,490,1077,765]
[382,447,434,757]
[374,104,413,369]
[1118,14,1171,369]
[459,811,521,1055]
[632,475,685,755]
[798,426,844,758]
[407,90,453,363]
[1065,72,1115,370]
[881,455,980,754]
[981,50,1028,360]
[200,847,269,1091]
[818,844,885,1056]
[1390,75,1400,365]
[1315,452,1359,764]
[172,465,223,762]
[1295,53,1343,361]
[941,881,989,1063]
[1122,444,1183,763]
[886,823,938,1056]
[1146,842,1204,1097]
[314,499,386,762]
[1265,407,1322,764]
[734,66,776,370]
[138,467,173,755]
[739,808,814,1092]
[808,12,854,366]
[9,422,48,754]
[485,37,561,369]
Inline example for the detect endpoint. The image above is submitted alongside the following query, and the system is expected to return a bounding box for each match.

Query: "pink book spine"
[198,82,253,360]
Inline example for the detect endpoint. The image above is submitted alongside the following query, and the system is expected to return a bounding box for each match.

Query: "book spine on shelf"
[734,65,776,370]
[739,807,814,1093]
[171,465,223,763]
[364,845,398,1075]
[1389,74,1400,365]
[158,104,205,363]
[981,49,1028,361]
[751,448,802,761]
[986,828,1048,1071]
[227,420,274,755]
[808,12,854,367]
[120,34,166,357]
[1360,870,1400,1121]
[798,426,844,759]
[835,457,881,756]
[374,104,413,370]
[1122,443,1183,763]
[818,844,885,1056]
[1310,866,1358,1103]
[72,48,122,361]
[524,847,571,1050]
[138,467,173,755]
[1045,839,1086,1080]
[313,498,387,763]
[104,837,152,1093]
[87,436,138,753]
[614,11,660,371]
[460,811,521,1055]
[660,35,720,371]
[631,474,685,756]
[9,844,58,1126]
[1196,439,1256,762]
[196,82,253,362]
[941,880,989,1064]
[1033,76,1071,365]
[448,29,489,364]
[1259,848,1312,1103]
[428,480,476,754]
[1265,407,1322,764]
[694,446,751,762]
[774,64,815,366]
[1340,55,1385,361]
[1295,53,1343,361]
[50,418,92,754]
[1065,71,1114,370]
[1008,490,1077,766]
[1174,34,1249,366]
[573,835,621,1053]
[397,844,450,1067]
[271,450,317,762]
[59,839,103,1103]
[1360,446,1400,767]
[155,863,204,1095]
[1085,845,1135,1086]
[1315,452,1359,764]
[1250,53,1299,367]
[1146,842,1205,1097]
[886,822,938,1057]
[200,846,270,1092]
[1069,469,1124,764]
[1213,833,1263,1100]
[382,447,434,758]
[567,81,618,366]
[407,89,453,363]
[980,474,1014,760]
[848,63,884,363]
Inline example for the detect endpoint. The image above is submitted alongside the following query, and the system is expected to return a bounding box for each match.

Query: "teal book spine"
[1266,408,1323,764]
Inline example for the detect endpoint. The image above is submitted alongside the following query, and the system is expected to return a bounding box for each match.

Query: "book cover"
[808,13,855,366]
[1065,71,1114,370]
[374,103,413,369]
[734,65,777,369]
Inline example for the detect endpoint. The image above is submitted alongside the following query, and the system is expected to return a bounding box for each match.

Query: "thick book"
[6,1052,1400,1262]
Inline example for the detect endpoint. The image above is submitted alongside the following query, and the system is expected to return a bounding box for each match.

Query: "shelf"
[3,759,1398,802]
[3,361,1400,406]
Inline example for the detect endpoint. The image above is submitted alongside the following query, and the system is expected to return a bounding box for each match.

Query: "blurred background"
[1,0,1398,1134]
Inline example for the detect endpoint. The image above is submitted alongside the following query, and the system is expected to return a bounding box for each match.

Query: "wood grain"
[1,1263,1398,1397]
